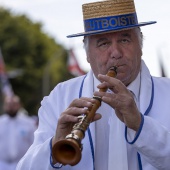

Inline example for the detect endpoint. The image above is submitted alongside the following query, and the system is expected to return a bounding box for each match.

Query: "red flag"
[67,49,86,77]
[0,49,14,98]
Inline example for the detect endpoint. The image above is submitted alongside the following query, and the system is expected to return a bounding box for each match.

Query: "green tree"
[0,7,73,115]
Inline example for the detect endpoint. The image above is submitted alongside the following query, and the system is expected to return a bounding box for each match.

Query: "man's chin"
[116,74,131,86]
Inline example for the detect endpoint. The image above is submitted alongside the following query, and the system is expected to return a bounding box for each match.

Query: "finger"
[98,74,127,93]
[69,98,96,109]
[59,114,80,124]
[92,113,102,121]
[64,106,88,117]
[97,82,118,93]
[94,91,124,110]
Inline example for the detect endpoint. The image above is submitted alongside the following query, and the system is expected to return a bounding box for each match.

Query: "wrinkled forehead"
[88,28,138,40]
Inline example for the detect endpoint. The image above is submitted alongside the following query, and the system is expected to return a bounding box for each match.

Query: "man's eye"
[120,39,130,44]
[97,42,110,47]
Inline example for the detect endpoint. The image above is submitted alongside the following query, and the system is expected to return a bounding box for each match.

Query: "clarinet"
[52,66,117,166]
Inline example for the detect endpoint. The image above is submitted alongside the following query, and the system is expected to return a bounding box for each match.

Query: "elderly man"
[17,0,170,170]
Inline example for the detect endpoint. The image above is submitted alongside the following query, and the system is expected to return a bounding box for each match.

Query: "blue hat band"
[84,13,138,32]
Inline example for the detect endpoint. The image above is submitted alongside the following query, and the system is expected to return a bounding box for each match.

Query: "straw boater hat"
[67,0,156,38]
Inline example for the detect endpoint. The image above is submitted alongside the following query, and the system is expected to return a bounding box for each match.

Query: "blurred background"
[0,0,170,116]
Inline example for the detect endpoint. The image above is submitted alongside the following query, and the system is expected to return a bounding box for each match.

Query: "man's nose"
[109,42,122,59]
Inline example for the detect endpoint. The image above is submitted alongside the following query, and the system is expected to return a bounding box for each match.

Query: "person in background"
[0,95,36,170]
[17,0,170,169]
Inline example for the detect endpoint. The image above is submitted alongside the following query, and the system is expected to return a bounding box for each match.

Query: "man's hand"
[52,97,102,146]
[94,74,141,131]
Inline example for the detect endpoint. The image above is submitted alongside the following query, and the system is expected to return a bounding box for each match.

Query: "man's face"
[4,97,20,117]
[85,28,142,86]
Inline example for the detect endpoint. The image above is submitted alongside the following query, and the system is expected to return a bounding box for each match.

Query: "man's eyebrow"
[96,37,108,44]
[120,32,131,38]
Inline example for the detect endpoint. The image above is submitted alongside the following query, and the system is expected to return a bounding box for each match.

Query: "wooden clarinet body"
[52,66,117,166]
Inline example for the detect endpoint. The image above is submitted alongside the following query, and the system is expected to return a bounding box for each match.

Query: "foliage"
[0,7,73,115]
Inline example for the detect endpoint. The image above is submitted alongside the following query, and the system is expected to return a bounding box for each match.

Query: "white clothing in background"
[0,113,36,170]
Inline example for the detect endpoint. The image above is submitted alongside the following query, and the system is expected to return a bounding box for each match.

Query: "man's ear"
[83,37,90,63]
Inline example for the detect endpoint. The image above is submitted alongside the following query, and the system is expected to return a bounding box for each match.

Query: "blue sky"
[0,0,170,77]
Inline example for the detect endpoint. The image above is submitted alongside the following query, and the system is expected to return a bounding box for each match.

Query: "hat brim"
[67,21,156,38]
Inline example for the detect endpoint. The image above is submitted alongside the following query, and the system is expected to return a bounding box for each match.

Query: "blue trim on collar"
[79,75,87,98]
[137,152,143,170]
[87,128,95,170]
[144,76,154,116]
